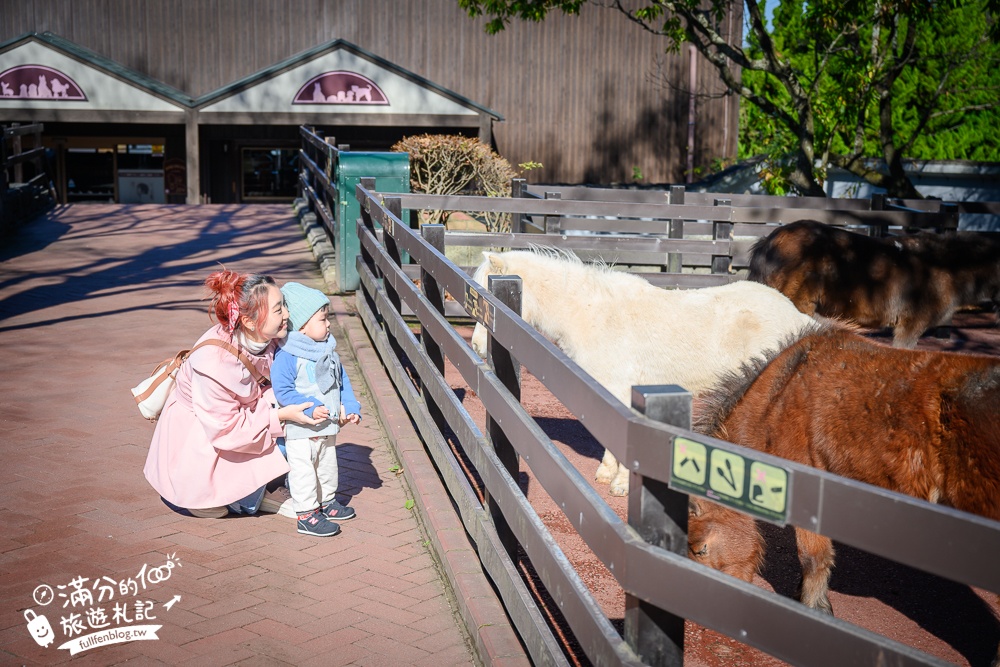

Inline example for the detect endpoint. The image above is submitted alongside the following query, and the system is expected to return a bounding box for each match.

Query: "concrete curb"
[296,205,530,667]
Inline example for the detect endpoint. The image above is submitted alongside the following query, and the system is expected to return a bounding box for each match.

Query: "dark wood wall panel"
[1,0,741,184]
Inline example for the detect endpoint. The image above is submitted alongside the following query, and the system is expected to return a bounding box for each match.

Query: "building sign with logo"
[293,71,388,105]
[0,65,86,100]
[0,40,186,113]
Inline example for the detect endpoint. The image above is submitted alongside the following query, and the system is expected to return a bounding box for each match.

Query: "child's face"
[300,305,330,342]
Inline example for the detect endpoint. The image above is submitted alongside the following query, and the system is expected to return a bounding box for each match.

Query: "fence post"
[357,177,379,317]
[300,127,309,204]
[381,196,409,367]
[544,191,561,235]
[383,197,404,308]
[510,178,526,233]
[939,202,959,233]
[870,193,889,237]
[11,123,22,186]
[667,185,685,274]
[1,126,9,203]
[625,384,691,667]
[420,224,448,431]
[485,275,522,559]
[712,199,733,275]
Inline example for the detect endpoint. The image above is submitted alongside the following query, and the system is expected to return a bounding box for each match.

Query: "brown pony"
[688,323,1000,615]
[747,220,1000,348]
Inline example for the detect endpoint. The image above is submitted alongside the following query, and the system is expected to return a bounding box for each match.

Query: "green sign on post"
[669,436,792,524]
[334,151,410,291]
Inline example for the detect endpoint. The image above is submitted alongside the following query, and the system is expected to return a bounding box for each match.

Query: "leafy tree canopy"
[459,0,1000,197]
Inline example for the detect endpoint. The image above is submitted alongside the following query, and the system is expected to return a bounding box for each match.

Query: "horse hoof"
[609,482,629,497]
[595,466,614,485]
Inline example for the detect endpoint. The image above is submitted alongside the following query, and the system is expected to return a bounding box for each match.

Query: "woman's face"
[246,284,288,342]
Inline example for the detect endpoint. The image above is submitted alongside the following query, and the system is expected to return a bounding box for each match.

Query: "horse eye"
[693,544,708,557]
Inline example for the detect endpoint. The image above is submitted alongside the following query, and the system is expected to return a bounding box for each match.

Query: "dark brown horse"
[747,220,1000,348]
[688,323,1000,618]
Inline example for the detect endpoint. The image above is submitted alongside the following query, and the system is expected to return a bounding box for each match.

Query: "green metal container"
[333,151,410,291]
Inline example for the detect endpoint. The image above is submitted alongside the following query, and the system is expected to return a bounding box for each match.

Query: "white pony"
[470,249,816,496]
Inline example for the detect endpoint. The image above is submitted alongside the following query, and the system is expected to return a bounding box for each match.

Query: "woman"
[143,269,321,518]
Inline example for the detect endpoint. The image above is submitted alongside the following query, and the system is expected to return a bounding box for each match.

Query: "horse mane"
[523,244,621,273]
[694,319,830,439]
[524,243,586,265]
[504,245,651,300]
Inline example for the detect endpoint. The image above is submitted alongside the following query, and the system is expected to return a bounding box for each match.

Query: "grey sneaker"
[188,506,228,519]
[259,486,296,518]
[297,509,341,537]
[321,498,356,521]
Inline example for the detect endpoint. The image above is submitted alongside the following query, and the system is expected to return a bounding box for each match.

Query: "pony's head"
[470,251,510,357]
[688,497,763,582]
[470,249,577,356]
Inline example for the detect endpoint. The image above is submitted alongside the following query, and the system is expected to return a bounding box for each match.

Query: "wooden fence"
[1,122,55,233]
[349,179,1000,666]
[519,183,1000,232]
[370,183,961,308]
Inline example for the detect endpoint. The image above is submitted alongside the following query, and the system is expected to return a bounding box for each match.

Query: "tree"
[458,0,1000,197]
[741,0,1000,195]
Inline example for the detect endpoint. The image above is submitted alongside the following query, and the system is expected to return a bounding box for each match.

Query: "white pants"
[285,435,338,515]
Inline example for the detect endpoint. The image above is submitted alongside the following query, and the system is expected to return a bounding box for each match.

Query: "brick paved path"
[0,205,510,665]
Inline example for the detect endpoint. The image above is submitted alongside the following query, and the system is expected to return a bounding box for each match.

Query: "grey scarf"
[280,331,341,393]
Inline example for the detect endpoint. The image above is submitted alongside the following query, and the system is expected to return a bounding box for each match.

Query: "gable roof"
[0,32,501,124]
[0,32,193,109]
[195,38,502,120]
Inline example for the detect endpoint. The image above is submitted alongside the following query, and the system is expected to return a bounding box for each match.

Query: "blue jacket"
[271,345,361,439]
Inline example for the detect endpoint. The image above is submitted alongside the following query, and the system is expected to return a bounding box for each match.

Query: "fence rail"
[350,180,1000,667]
[1,122,55,232]
[371,188,965,293]
[297,125,410,291]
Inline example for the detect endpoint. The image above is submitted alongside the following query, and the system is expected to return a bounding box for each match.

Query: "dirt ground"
[442,310,1000,667]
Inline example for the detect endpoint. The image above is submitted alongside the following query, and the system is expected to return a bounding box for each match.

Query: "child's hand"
[312,405,331,421]
[344,413,361,425]
[278,402,324,426]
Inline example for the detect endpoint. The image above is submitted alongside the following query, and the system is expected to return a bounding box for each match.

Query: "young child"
[272,282,362,537]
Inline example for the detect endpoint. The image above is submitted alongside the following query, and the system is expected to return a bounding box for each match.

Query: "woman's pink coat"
[143,325,289,509]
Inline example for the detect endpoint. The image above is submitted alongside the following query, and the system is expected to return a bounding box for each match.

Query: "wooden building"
[0,1,741,204]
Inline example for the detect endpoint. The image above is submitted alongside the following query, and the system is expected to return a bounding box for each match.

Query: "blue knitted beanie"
[281,282,330,332]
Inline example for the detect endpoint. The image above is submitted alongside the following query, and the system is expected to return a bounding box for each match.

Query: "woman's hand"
[278,401,324,426]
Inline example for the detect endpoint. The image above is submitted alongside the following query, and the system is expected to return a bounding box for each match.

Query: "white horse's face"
[471,321,487,357]
[469,253,497,357]
[469,249,552,357]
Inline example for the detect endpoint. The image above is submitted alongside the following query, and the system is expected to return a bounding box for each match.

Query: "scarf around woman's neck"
[235,330,270,355]
[280,331,341,393]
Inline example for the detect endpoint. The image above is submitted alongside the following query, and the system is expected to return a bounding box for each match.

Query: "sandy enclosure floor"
[428,312,1000,667]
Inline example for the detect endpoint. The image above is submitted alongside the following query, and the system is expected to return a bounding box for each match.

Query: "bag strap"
[133,339,270,404]
[132,349,191,403]
[197,339,270,387]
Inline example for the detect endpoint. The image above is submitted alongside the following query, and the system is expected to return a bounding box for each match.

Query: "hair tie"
[227,301,241,331]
